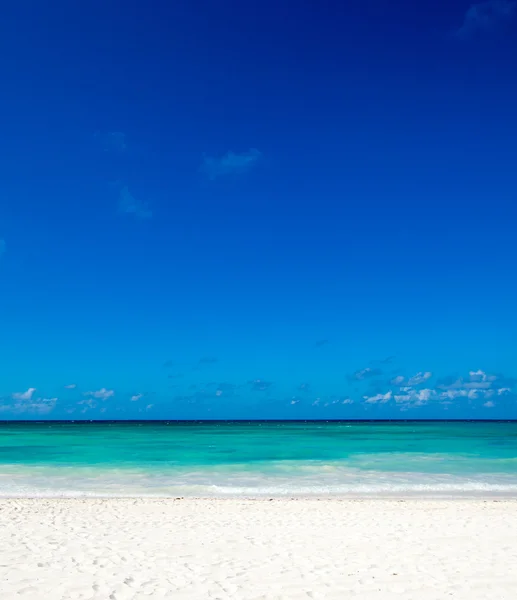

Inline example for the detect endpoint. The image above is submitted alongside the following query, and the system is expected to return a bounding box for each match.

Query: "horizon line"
[1,419,517,424]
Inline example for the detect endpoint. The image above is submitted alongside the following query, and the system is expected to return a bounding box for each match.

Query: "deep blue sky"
[1,0,516,419]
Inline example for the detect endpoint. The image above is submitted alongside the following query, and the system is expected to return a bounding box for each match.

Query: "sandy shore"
[1,499,516,599]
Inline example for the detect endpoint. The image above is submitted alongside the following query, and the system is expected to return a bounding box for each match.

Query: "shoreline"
[2,492,517,500]
[5,494,517,503]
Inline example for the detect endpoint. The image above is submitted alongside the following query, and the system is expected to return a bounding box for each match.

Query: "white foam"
[2,480,517,498]
[2,462,517,498]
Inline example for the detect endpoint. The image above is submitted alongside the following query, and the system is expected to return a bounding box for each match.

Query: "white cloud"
[1,394,56,415]
[438,378,463,390]
[469,370,497,383]
[456,0,516,39]
[12,388,36,401]
[464,381,493,389]
[407,372,432,386]
[146,404,154,410]
[364,391,392,404]
[391,372,432,387]
[84,388,114,400]
[438,385,505,402]
[119,186,152,219]
[483,400,495,408]
[439,375,495,391]
[394,394,410,403]
[395,389,434,406]
[361,367,514,409]
[64,384,77,390]
[201,149,262,179]
[342,398,354,405]
[416,389,433,402]
[130,394,143,402]
[439,389,467,400]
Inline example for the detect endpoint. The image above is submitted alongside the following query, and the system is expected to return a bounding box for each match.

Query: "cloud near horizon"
[2,389,56,415]
[455,0,516,38]
[0,365,515,418]
[12,388,36,401]
[200,149,262,179]
[363,369,513,409]
[84,388,115,400]
[391,372,432,387]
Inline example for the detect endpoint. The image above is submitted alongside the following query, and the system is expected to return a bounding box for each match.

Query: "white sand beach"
[1,498,516,599]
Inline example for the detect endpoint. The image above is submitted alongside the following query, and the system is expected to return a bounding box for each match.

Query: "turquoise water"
[1,421,517,497]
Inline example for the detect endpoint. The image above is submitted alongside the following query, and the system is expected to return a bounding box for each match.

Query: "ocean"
[1,421,517,497]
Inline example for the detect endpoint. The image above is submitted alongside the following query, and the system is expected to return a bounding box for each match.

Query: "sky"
[0,0,516,420]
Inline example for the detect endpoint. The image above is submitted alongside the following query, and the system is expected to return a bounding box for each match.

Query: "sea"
[1,421,517,498]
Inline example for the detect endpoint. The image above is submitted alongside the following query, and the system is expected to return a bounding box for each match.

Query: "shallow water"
[1,421,517,497]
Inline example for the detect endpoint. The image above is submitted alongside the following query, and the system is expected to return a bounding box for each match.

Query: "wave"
[2,480,517,498]
[2,459,517,498]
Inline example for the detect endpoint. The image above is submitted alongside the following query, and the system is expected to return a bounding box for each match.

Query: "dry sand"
[1,498,516,599]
